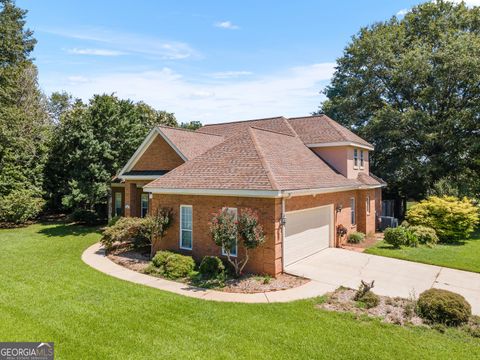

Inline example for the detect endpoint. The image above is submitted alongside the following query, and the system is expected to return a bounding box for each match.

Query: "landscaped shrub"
[407,196,479,242]
[417,288,471,326]
[359,291,380,309]
[199,256,225,279]
[69,209,98,225]
[101,217,150,250]
[0,189,45,225]
[383,227,415,248]
[405,229,419,247]
[347,231,365,244]
[146,251,195,280]
[410,225,439,247]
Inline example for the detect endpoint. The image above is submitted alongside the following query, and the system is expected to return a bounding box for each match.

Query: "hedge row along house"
[111,115,386,276]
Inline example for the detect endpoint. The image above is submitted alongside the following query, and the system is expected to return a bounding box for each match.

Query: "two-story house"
[111,115,385,276]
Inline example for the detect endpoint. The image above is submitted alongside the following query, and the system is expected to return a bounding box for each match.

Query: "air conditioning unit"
[379,216,398,231]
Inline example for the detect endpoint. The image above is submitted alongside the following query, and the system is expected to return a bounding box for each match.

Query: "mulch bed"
[318,288,424,326]
[342,233,384,252]
[107,248,309,293]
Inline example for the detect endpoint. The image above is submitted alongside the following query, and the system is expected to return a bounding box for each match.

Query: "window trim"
[140,193,149,218]
[350,197,356,225]
[360,150,364,169]
[353,148,359,169]
[221,207,238,257]
[179,205,193,250]
[114,192,122,217]
[366,195,370,215]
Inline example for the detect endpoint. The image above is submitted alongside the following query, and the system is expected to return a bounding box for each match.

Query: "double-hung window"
[350,198,356,225]
[354,149,359,168]
[360,150,364,168]
[180,205,193,250]
[221,207,238,257]
[114,192,123,216]
[140,193,149,218]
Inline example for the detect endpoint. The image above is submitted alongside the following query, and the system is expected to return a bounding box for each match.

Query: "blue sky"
[16,0,470,124]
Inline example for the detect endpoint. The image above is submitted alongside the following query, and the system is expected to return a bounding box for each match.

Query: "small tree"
[210,208,265,277]
[147,207,174,258]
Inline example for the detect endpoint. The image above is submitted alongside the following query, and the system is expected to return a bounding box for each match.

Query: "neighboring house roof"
[144,127,368,194]
[197,114,373,150]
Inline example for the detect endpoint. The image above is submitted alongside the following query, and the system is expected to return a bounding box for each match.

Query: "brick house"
[111,115,385,276]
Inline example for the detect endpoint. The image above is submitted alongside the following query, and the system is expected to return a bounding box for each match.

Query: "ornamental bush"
[101,217,151,250]
[347,231,366,244]
[146,251,195,280]
[0,189,45,225]
[410,225,439,247]
[417,288,471,326]
[69,209,99,225]
[199,256,225,279]
[407,196,479,242]
[383,227,415,248]
[359,291,380,309]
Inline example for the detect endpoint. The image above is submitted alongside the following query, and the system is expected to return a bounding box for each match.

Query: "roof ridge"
[248,128,279,190]
[323,116,349,142]
[248,125,296,137]
[157,125,223,137]
[288,114,325,120]
[201,116,286,127]
[282,118,300,138]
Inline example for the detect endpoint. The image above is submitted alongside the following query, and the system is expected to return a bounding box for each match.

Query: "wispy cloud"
[209,71,252,79]
[67,48,126,56]
[42,27,199,60]
[46,63,335,123]
[214,21,240,30]
[67,75,89,83]
[396,8,409,16]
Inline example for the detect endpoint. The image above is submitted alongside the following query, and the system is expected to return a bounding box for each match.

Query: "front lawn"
[365,231,480,273]
[1,223,479,359]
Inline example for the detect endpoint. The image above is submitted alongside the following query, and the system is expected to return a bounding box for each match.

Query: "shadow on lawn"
[38,222,102,238]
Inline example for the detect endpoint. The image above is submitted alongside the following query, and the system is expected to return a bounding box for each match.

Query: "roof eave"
[306,142,374,151]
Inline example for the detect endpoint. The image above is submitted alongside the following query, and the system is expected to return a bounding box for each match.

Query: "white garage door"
[284,205,333,266]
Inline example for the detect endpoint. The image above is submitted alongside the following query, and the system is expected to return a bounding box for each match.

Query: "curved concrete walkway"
[81,243,336,303]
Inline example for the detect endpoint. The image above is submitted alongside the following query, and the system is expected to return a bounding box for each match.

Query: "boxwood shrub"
[347,231,366,244]
[199,256,225,279]
[410,225,439,247]
[417,288,471,326]
[146,251,195,280]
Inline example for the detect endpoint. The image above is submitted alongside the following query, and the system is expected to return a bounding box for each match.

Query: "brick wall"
[111,187,125,216]
[132,134,184,171]
[124,181,149,217]
[150,194,281,275]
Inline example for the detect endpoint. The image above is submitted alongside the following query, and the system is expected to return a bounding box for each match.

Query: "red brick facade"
[132,135,184,171]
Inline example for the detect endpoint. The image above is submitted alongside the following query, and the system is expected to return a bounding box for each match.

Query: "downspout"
[280,191,292,272]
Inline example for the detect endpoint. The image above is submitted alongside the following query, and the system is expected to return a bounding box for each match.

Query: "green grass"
[365,231,480,273]
[1,223,479,359]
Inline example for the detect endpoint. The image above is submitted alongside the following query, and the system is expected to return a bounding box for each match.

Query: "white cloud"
[209,71,253,79]
[396,8,409,16]
[42,27,199,60]
[67,48,126,56]
[45,63,335,124]
[214,21,240,30]
[67,75,89,83]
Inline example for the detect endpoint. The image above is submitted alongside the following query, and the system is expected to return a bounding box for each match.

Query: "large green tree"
[0,0,50,222]
[318,0,480,202]
[44,94,177,215]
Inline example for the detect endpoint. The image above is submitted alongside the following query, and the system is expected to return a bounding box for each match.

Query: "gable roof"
[118,126,223,178]
[144,127,364,194]
[197,115,373,150]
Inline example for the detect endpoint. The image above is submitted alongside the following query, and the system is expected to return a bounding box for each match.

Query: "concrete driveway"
[285,248,480,315]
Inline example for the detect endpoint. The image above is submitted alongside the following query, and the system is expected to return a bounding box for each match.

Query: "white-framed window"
[353,149,358,168]
[360,150,364,168]
[350,197,356,225]
[221,207,238,257]
[366,195,370,215]
[140,193,149,218]
[114,192,122,216]
[180,205,193,250]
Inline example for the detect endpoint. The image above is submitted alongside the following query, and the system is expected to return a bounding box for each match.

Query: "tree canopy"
[319,0,480,200]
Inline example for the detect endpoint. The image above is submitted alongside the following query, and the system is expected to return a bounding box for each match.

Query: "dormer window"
[354,149,358,168]
[360,150,364,168]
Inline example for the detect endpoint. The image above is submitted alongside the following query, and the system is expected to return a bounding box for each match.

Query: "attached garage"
[283,205,334,266]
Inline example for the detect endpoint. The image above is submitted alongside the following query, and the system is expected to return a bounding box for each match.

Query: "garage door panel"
[284,206,332,266]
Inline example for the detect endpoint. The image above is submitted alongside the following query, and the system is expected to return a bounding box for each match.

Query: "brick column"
[124,182,137,217]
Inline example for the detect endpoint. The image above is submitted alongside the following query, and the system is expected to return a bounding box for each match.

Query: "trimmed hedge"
[417,288,471,326]
[410,225,439,247]
[146,251,195,280]
[199,256,225,279]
